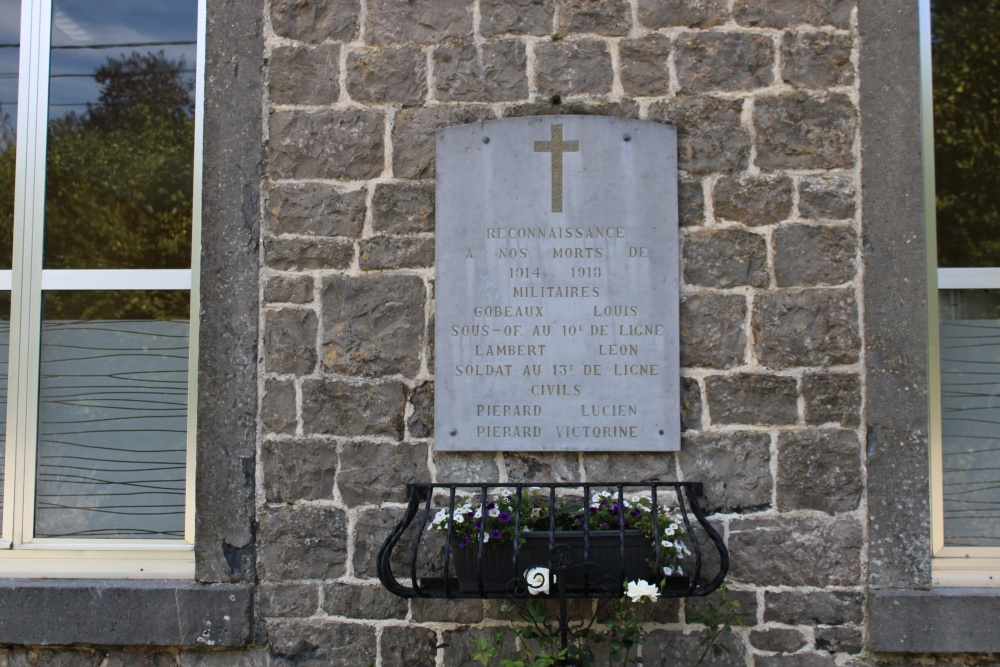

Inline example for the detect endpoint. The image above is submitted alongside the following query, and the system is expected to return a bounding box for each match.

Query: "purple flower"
[465,511,475,520]
[610,503,620,515]
[589,506,598,514]
[458,536,471,549]
[474,520,482,531]
[490,529,503,540]
[599,522,609,529]
[630,508,641,517]
[498,511,511,523]
[486,502,496,510]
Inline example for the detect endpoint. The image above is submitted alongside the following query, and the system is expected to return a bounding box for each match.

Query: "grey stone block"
[359,235,435,270]
[258,582,320,618]
[777,429,862,513]
[346,46,427,105]
[267,110,384,180]
[366,0,472,45]
[798,176,855,220]
[679,293,748,369]
[558,0,629,35]
[648,96,751,174]
[733,0,853,28]
[705,373,798,426]
[680,376,702,431]
[480,0,554,36]
[413,599,485,624]
[407,381,434,438]
[754,93,856,170]
[267,184,366,238]
[321,582,408,619]
[505,452,581,483]
[353,508,408,578]
[262,379,297,435]
[535,39,613,97]
[637,0,728,28]
[434,451,501,482]
[687,588,758,625]
[683,228,769,288]
[781,31,853,89]
[258,505,348,580]
[264,274,313,305]
[372,182,435,234]
[270,0,359,42]
[644,629,745,666]
[268,44,339,105]
[680,431,772,512]
[180,650,272,667]
[321,274,425,377]
[338,441,430,507]
[392,107,495,179]
[802,372,861,427]
[714,173,794,226]
[749,628,808,653]
[263,236,355,272]
[729,515,862,586]
[774,224,857,286]
[753,289,860,368]
[380,626,439,667]
[678,177,705,227]
[301,378,407,438]
[264,308,318,376]
[675,32,774,92]
[620,34,672,97]
[261,438,338,502]
[583,451,676,482]
[764,590,863,625]
[755,655,837,667]
[434,40,528,103]
[0,581,251,647]
[815,626,863,654]
[267,620,376,666]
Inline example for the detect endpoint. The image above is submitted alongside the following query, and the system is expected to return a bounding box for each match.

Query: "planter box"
[451,530,684,595]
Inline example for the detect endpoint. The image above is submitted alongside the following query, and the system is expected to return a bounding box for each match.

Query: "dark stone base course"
[0,581,251,647]
[869,589,1000,653]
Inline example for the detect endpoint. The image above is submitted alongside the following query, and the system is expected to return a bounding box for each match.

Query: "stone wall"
[257,0,868,665]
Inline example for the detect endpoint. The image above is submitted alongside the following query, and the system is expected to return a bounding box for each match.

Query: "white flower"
[663,565,683,577]
[664,523,677,536]
[453,514,464,524]
[431,509,448,527]
[524,567,550,595]
[625,579,660,603]
[483,532,490,543]
[488,506,500,517]
[498,488,512,498]
[662,566,674,576]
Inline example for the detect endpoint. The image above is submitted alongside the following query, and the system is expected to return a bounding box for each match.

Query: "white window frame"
[922,0,1000,587]
[0,0,205,578]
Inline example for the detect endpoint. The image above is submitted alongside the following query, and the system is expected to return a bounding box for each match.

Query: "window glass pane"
[43,0,197,270]
[34,290,189,540]
[932,0,1000,267]
[0,0,19,270]
[940,289,1000,546]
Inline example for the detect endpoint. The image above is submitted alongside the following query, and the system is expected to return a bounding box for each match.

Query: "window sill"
[870,588,1000,653]
[0,579,251,647]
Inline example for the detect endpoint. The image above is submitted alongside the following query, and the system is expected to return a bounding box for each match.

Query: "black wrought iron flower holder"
[377,482,729,666]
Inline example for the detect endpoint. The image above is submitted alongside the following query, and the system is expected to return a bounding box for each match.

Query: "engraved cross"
[534,124,579,213]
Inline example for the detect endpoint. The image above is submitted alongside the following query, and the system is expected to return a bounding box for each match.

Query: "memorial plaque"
[435,116,679,452]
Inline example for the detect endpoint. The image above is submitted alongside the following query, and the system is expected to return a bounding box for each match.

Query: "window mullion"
[6,0,51,547]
